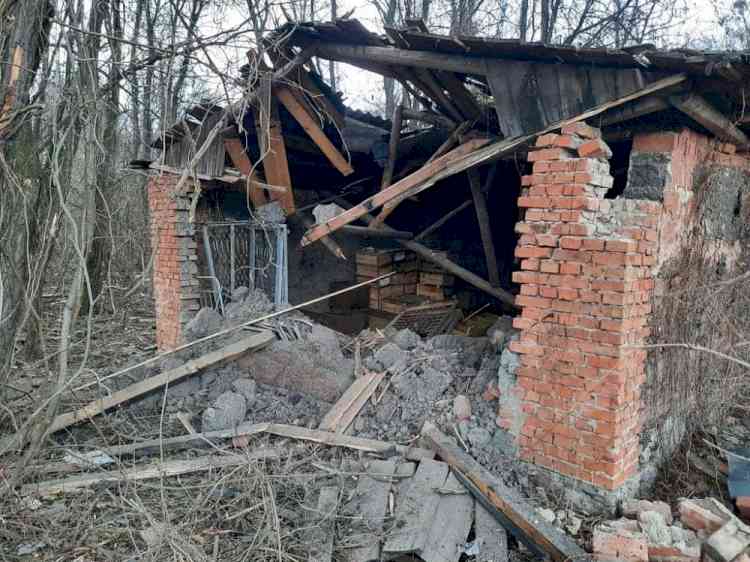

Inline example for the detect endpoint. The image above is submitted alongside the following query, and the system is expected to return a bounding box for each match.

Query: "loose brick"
[561,122,601,139]
[578,138,613,159]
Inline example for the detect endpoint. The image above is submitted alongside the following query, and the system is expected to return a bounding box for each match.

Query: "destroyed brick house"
[139,17,750,521]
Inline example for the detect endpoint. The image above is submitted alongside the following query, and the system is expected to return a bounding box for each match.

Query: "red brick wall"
[503,123,659,491]
[147,173,201,350]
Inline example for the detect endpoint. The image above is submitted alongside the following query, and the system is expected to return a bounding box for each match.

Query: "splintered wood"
[318,371,385,433]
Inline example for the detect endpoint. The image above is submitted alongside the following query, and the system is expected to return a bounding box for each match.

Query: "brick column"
[504,123,659,492]
[147,173,201,350]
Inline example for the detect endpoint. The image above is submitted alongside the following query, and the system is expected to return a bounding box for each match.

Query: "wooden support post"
[468,168,500,287]
[421,422,586,562]
[669,92,750,148]
[381,103,404,190]
[223,139,271,208]
[275,86,354,176]
[255,93,296,215]
[414,199,473,241]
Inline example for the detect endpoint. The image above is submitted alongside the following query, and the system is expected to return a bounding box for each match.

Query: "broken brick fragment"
[561,121,601,139]
[622,499,674,524]
[678,498,733,534]
[737,497,750,520]
[578,138,613,159]
[702,520,750,562]
[592,520,648,562]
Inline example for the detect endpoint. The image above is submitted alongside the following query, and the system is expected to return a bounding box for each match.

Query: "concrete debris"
[623,499,674,524]
[231,377,257,405]
[638,510,673,546]
[369,342,407,371]
[183,307,223,341]
[453,395,471,421]
[201,391,246,432]
[538,507,556,524]
[392,328,421,350]
[703,521,750,562]
[467,426,492,449]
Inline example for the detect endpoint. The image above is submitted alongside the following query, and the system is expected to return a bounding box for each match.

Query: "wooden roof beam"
[669,92,750,149]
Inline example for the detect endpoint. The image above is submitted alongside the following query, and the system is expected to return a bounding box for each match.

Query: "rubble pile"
[592,497,750,562]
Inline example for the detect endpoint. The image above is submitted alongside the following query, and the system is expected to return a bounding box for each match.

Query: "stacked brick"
[417,253,455,302]
[356,249,419,311]
[148,174,201,350]
[504,122,660,491]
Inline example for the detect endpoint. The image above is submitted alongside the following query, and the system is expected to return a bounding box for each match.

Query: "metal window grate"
[198,221,288,311]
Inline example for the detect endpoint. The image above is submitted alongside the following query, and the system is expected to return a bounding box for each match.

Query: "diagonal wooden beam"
[414,199,473,241]
[300,138,490,246]
[275,86,354,176]
[224,139,271,208]
[255,90,296,215]
[669,92,750,148]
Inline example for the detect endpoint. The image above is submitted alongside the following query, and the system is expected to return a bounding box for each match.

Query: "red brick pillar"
[505,123,659,492]
[147,173,201,350]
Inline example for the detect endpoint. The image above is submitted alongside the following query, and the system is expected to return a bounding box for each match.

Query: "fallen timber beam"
[301,138,490,244]
[302,73,689,247]
[224,138,271,207]
[669,92,750,148]
[468,168,501,287]
[422,422,586,562]
[49,332,275,436]
[22,449,281,497]
[335,198,517,307]
[340,225,413,239]
[598,95,670,126]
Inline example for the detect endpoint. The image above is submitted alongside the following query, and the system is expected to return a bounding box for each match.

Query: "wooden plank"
[427,121,472,164]
[468,168,500,287]
[275,86,354,176]
[263,423,435,461]
[255,94,296,214]
[309,486,340,562]
[383,458,449,555]
[474,501,509,562]
[22,449,280,496]
[421,422,586,562]
[334,373,385,434]
[669,92,750,148]
[381,103,404,190]
[300,138,488,245]
[598,95,670,126]
[413,69,465,122]
[46,332,275,437]
[295,69,346,130]
[319,372,385,433]
[344,459,397,562]
[414,199,473,241]
[421,471,474,562]
[224,138,271,207]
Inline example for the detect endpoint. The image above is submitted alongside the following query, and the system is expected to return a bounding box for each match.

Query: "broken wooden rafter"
[275,85,354,176]
[22,449,281,497]
[421,422,586,562]
[426,120,472,164]
[468,168,501,287]
[255,93,296,214]
[598,95,670,126]
[669,92,750,148]
[47,332,274,438]
[224,138,271,207]
[435,71,482,121]
[301,137,489,245]
[413,69,465,122]
[271,42,318,82]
